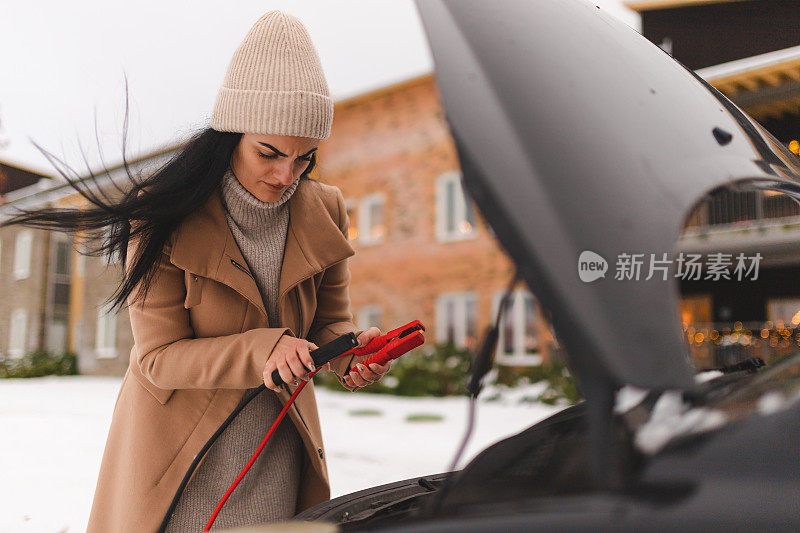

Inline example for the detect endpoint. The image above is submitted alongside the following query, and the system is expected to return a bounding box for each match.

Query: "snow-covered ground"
[0,376,566,533]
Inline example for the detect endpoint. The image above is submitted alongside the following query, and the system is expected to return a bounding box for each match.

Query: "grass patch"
[405,413,443,423]
[348,409,383,417]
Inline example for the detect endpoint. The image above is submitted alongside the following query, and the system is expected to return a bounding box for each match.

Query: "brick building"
[0,149,176,373]
[0,164,55,358]
[0,224,53,357]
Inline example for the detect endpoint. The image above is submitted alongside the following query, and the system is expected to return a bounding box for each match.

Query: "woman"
[2,10,391,532]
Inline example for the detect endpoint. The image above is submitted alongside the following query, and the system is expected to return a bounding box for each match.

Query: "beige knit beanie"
[210,10,333,140]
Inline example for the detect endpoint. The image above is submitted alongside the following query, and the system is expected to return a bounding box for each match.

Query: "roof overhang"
[624,0,744,13]
[0,144,183,215]
[698,46,800,119]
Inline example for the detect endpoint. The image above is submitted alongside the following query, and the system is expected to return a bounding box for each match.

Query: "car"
[249,0,800,530]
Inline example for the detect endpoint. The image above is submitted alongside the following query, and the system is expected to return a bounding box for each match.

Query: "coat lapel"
[168,178,354,328]
[278,179,355,299]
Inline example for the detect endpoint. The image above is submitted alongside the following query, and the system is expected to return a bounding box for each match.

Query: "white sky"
[0,0,639,176]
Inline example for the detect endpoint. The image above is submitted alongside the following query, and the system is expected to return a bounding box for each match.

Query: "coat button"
[317,448,324,459]
[193,275,198,282]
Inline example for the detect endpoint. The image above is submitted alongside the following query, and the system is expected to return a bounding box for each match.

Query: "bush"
[493,358,581,404]
[0,350,79,378]
[315,341,581,404]
[316,342,472,397]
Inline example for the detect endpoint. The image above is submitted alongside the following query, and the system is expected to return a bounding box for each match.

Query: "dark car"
[253,0,800,530]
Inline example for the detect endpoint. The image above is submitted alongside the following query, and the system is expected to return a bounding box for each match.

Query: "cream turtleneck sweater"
[220,166,300,327]
[164,168,303,532]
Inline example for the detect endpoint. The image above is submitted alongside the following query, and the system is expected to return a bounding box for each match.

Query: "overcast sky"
[0,0,639,176]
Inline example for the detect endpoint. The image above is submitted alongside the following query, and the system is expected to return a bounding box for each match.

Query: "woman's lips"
[263,182,284,191]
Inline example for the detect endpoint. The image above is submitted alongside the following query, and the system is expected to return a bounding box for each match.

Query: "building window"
[345,198,359,242]
[357,305,383,332]
[46,233,72,355]
[50,234,71,308]
[13,229,33,280]
[767,298,800,326]
[435,291,478,349]
[8,308,28,358]
[436,171,476,242]
[358,193,386,245]
[492,289,541,365]
[95,301,118,359]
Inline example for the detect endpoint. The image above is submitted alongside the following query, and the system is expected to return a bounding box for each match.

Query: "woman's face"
[230,133,319,203]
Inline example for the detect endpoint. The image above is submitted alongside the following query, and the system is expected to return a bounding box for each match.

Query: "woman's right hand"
[263,335,319,391]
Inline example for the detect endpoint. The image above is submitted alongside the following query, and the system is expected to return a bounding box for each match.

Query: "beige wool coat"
[87,177,368,533]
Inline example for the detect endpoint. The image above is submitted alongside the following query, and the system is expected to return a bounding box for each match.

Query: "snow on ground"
[0,376,565,533]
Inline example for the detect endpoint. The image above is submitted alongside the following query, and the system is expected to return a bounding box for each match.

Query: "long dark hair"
[0,89,316,312]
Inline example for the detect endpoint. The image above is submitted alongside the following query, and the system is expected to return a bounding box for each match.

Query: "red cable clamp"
[342,319,426,368]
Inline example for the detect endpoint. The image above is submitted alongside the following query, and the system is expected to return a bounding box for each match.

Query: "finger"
[343,374,359,390]
[354,362,380,382]
[276,358,295,387]
[368,361,392,376]
[298,342,316,373]
[357,327,381,347]
[286,351,309,381]
[263,362,279,391]
[349,367,369,387]
[308,341,319,351]
[356,327,376,346]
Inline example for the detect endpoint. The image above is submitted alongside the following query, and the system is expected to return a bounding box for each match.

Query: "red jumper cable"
[203,320,426,531]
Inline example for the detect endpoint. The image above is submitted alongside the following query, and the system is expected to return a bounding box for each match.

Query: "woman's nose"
[273,162,295,185]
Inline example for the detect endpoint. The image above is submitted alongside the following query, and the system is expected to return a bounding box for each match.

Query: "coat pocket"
[131,362,175,405]
[127,344,175,405]
[183,271,203,308]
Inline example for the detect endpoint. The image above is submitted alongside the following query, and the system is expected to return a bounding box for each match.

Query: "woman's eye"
[258,152,277,159]
[295,157,312,165]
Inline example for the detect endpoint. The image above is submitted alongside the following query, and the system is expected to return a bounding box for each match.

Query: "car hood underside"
[415,0,800,392]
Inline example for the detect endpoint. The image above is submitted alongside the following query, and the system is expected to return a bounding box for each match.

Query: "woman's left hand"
[343,327,391,390]
[344,360,392,390]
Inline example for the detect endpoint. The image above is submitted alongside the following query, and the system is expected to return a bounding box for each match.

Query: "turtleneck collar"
[220,166,300,236]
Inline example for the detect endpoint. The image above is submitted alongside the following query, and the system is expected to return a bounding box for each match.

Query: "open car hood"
[416,0,800,391]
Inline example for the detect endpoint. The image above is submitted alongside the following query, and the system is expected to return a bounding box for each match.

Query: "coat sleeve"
[306,187,371,390]
[126,235,290,391]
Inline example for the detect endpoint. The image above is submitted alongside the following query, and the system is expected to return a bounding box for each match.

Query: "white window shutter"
[95,302,118,358]
[8,308,28,358]
[13,230,33,280]
[435,173,453,241]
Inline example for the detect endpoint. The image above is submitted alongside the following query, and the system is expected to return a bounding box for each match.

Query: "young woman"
[2,10,392,532]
